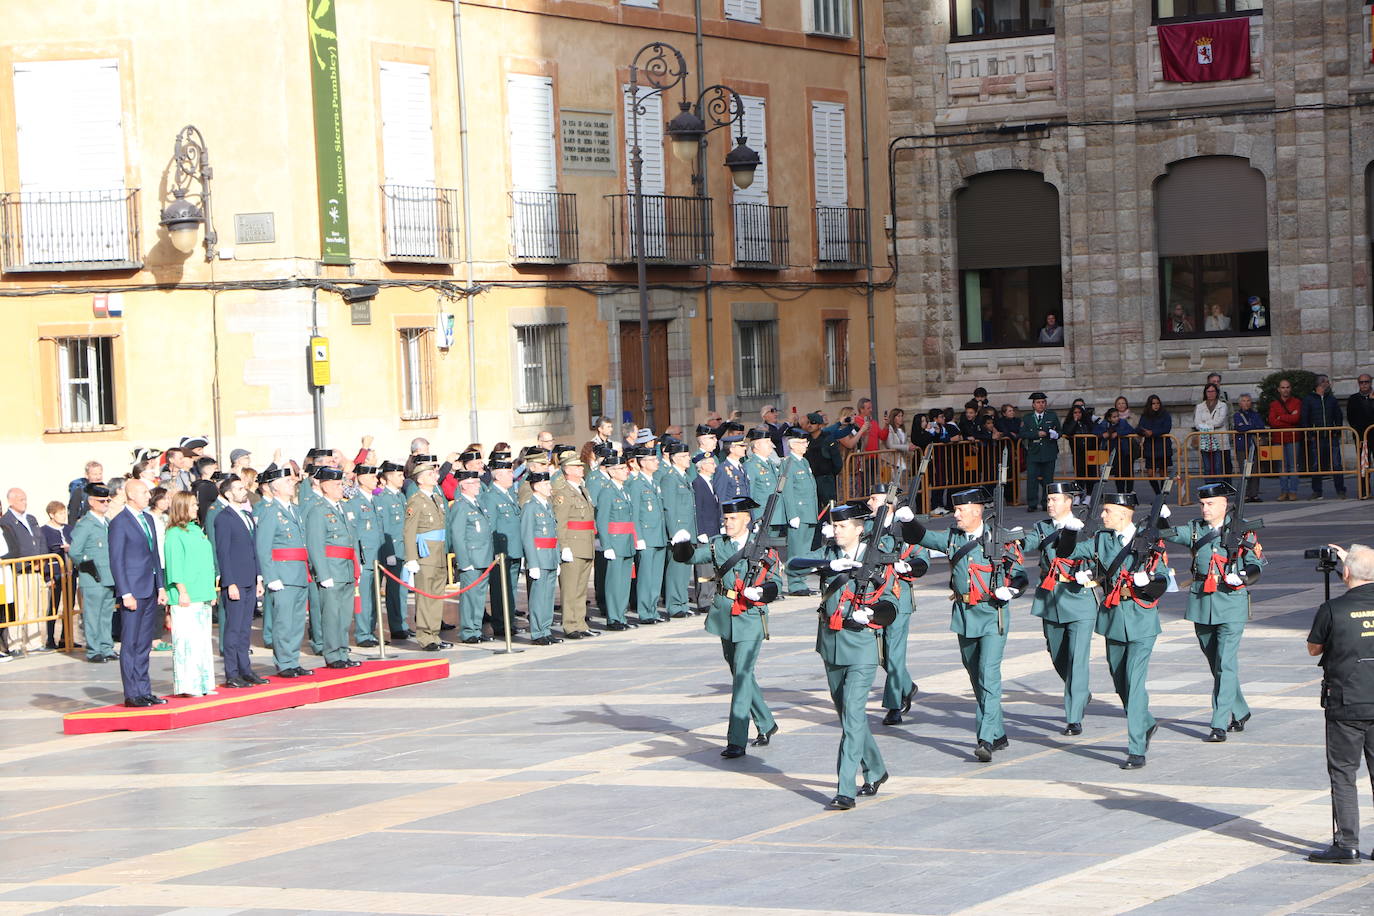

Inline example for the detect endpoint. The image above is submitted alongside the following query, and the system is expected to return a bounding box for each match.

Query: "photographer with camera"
[1305,543,1374,864]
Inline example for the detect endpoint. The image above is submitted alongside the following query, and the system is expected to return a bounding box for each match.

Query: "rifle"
[1077,449,1116,527]
[730,468,789,637]
[904,449,934,515]
[1221,443,1264,578]
[836,465,905,631]
[1132,476,1174,573]
[983,448,1025,635]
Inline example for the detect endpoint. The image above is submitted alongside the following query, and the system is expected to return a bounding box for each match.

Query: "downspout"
[453,0,479,441]
[856,0,878,417]
[695,0,717,413]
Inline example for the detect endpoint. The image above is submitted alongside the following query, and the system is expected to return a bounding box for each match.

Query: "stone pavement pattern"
[0,498,1371,915]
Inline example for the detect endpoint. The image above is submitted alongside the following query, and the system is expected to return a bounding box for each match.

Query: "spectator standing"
[1062,404,1096,502]
[162,448,195,492]
[854,398,885,453]
[67,461,104,525]
[1347,374,1374,480]
[996,404,1022,439]
[162,492,217,697]
[1,488,47,653]
[41,501,73,650]
[1037,313,1064,345]
[1206,372,1231,404]
[883,408,914,483]
[1231,393,1265,502]
[1134,395,1174,495]
[1267,379,1303,501]
[1301,374,1347,499]
[1095,407,1136,494]
[1195,383,1231,482]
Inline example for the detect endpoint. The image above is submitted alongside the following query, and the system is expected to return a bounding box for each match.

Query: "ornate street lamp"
[159,125,218,261]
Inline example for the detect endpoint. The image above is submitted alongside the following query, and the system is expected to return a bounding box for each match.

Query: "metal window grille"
[822,319,849,391]
[737,321,778,398]
[1,189,141,272]
[809,0,853,37]
[380,185,458,262]
[509,191,579,264]
[55,336,116,430]
[516,323,569,411]
[398,328,436,419]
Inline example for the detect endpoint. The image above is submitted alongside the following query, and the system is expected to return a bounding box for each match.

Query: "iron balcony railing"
[0,188,142,273]
[606,193,712,267]
[380,184,459,263]
[732,202,789,269]
[509,190,579,265]
[815,206,869,270]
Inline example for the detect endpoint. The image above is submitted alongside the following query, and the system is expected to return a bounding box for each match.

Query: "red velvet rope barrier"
[374,557,500,600]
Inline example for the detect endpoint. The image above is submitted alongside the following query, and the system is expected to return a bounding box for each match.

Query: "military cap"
[592,442,616,459]
[454,469,482,481]
[1045,481,1080,496]
[806,411,826,424]
[552,443,574,456]
[410,455,439,476]
[951,487,991,506]
[828,503,870,523]
[489,460,513,470]
[179,435,209,451]
[784,426,808,439]
[600,453,627,468]
[259,467,291,483]
[132,446,162,464]
[354,464,379,476]
[558,454,585,468]
[209,471,236,483]
[720,496,760,515]
[523,450,552,465]
[379,460,406,474]
[459,450,483,464]
[84,483,112,499]
[1101,492,1139,507]
[721,433,744,444]
[662,441,689,456]
[488,448,512,462]
[1196,482,1236,499]
[1028,392,1048,402]
[312,467,344,482]
[695,424,717,436]
[691,451,716,464]
[746,428,770,441]
[305,447,332,460]
[525,471,552,484]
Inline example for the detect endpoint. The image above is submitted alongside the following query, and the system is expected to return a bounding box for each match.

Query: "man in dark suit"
[2,489,48,654]
[213,476,265,688]
[692,452,724,613]
[2,489,46,557]
[108,479,167,707]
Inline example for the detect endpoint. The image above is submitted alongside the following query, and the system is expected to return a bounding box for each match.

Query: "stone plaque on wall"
[560,110,616,174]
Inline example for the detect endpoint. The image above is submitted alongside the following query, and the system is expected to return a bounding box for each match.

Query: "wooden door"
[619,320,671,429]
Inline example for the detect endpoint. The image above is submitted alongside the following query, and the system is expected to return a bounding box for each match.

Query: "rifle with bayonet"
[835,465,905,631]
[729,468,789,637]
[983,447,1026,635]
[1222,444,1263,571]
[1078,449,1116,528]
[1133,476,1174,574]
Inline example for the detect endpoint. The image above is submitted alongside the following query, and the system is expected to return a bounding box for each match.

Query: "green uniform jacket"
[480,484,524,560]
[1020,410,1062,462]
[374,487,408,561]
[204,501,226,544]
[915,525,1028,638]
[520,495,559,570]
[594,481,636,554]
[255,501,309,587]
[658,467,697,539]
[680,535,775,642]
[585,467,608,503]
[70,513,114,588]
[745,457,785,526]
[344,493,386,553]
[780,454,818,526]
[447,494,495,570]
[305,499,360,585]
[1088,528,1169,642]
[805,544,882,666]
[1160,516,1266,624]
[628,472,667,548]
[1022,519,1096,623]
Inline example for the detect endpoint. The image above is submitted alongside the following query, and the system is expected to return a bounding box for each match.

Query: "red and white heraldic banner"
[1158,17,1252,83]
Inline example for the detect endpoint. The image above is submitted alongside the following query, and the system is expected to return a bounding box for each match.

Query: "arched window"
[955,170,1063,349]
[1155,156,1269,338]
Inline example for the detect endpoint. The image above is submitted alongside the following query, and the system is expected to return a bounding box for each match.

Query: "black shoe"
[88,655,107,664]
[974,741,993,762]
[478,634,495,642]
[460,636,482,645]
[145,695,168,705]
[751,724,778,747]
[440,622,456,631]
[1061,723,1082,736]
[276,668,303,678]
[104,651,120,660]
[828,795,856,810]
[639,617,660,625]
[720,744,746,759]
[606,621,629,631]
[1228,712,1251,733]
[882,709,903,726]
[245,674,269,686]
[563,631,585,639]
[326,659,362,669]
[390,631,413,641]
[223,677,252,689]
[1145,723,1159,750]
[901,685,918,715]
[45,639,59,650]
[670,611,693,619]
[357,638,378,648]
[1307,844,1360,864]
[1120,754,1147,770]
[427,641,456,650]
[582,627,601,636]
[532,636,563,646]
[123,696,156,707]
[1203,727,1227,743]
[293,667,314,676]
[788,589,818,597]
[857,772,889,797]
[991,735,1009,752]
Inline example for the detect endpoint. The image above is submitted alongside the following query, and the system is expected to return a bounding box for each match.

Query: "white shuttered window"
[812,101,851,261]
[724,0,762,22]
[379,62,439,258]
[733,95,770,262]
[623,85,666,257]
[507,74,560,259]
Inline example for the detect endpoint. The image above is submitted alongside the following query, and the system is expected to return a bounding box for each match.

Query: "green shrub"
[1256,369,1317,412]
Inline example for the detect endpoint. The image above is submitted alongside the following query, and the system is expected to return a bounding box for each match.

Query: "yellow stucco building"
[0,0,894,501]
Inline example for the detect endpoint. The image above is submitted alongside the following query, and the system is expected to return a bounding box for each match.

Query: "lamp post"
[159,125,218,261]
[625,42,758,433]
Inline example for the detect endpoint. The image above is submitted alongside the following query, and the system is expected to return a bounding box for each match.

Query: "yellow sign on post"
[310,336,331,386]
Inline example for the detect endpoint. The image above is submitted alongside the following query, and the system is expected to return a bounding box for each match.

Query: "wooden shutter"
[734,95,768,202]
[955,170,1061,270]
[811,102,847,207]
[1156,156,1267,257]
[724,0,762,22]
[507,74,556,193]
[623,85,664,195]
[379,62,435,186]
[14,59,124,192]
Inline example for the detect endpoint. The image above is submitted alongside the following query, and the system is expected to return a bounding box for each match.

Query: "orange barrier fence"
[0,553,75,656]
[1179,426,1366,504]
[838,441,1021,511]
[836,448,912,502]
[1054,433,1185,495]
[1361,425,1374,499]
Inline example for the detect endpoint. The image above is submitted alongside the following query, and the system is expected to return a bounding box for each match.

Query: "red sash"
[324,544,361,614]
[270,547,312,584]
[607,522,636,536]
[566,520,595,531]
[533,537,557,549]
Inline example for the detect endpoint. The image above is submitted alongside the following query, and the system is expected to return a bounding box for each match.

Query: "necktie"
[137,512,155,552]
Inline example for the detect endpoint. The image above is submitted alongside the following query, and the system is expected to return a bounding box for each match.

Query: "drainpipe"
[453,0,479,441]
[695,0,717,414]
[856,0,878,418]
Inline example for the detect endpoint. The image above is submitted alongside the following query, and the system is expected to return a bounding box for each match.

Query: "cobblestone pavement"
[0,496,1371,915]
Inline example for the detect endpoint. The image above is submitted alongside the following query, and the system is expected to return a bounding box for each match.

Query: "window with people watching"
[950,0,1053,40]
[1155,156,1270,340]
[1152,0,1261,24]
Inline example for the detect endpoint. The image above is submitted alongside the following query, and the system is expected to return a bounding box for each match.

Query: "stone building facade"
[883,1,1374,412]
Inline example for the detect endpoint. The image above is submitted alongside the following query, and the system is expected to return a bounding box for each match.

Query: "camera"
[1304,547,1337,563]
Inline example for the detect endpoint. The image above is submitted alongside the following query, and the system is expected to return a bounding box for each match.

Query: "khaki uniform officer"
[552,454,598,638]
[402,457,452,652]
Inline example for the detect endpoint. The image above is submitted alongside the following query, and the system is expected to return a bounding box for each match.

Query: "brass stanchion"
[374,559,386,660]
[492,553,522,655]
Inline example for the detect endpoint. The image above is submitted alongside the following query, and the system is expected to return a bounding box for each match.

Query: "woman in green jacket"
[163,491,219,696]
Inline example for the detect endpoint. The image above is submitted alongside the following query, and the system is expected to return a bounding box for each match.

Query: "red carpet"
[63,658,450,735]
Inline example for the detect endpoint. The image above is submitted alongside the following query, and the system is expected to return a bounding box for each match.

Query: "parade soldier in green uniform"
[481,459,523,639]
[255,467,313,677]
[658,442,697,619]
[343,463,384,647]
[1019,392,1062,513]
[71,483,116,662]
[789,503,900,809]
[299,465,329,657]
[516,449,552,507]
[672,496,779,759]
[448,469,495,644]
[1084,492,1170,768]
[780,427,819,597]
[1160,481,1265,742]
[1021,481,1094,734]
[907,487,1029,761]
[374,460,411,640]
[304,467,362,669]
[595,453,636,631]
[520,471,562,645]
[629,447,668,625]
[402,457,451,652]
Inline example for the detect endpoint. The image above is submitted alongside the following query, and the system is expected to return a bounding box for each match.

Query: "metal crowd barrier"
[1179,426,1366,503]
[0,553,75,655]
[836,448,911,502]
[1361,424,1374,500]
[1054,433,1184,495]
[839,440,1026,512]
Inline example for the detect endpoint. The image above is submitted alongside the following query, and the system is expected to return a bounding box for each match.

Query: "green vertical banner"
[307,0,350,263]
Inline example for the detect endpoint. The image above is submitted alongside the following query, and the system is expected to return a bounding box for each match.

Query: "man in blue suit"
[108,479,167,706]
[692,451,724,614]
[213,476,265,688]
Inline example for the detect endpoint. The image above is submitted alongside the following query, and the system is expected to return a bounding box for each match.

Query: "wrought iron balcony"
[509,190,579,265]
[732,202,789,270]
[380,184,459,263]
[606,193,712,267]
[815,206,869,270]
[0,188,142,273]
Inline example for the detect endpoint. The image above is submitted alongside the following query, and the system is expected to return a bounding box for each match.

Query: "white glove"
[404,560,420,574]
[671,529,691,544]
[461,565,474,572]
[1159,504,1171,519]
[635,539,646,551]
[821,523,835,539]
[894,560,912,575]
[385,555,398,566]
[1048,429,1060,440]
[788,517,801,529]
[851,609,872,626]
[894,506,915,523]
[604,549,616,560]
[743,586,762,601]
[1132,571,1151,587]
[267,579,284,592]
[1074,569,1093,586]
[319,578,335,589]
[993,586,1014,601]
[1054,515,1084,531]
[529,567,541,580]
[829,558,862,572]
[697,533,709,543]
[1224,571,1243,587]
[561,547,573,563]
